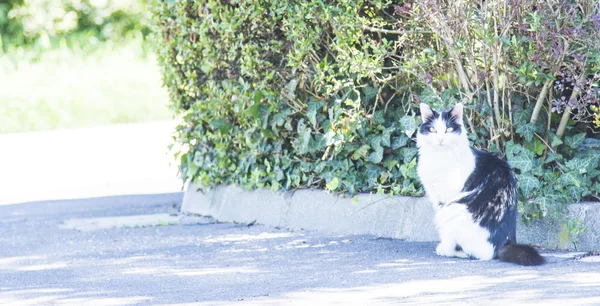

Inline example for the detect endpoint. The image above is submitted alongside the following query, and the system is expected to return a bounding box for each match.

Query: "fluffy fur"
[416,103,544,266]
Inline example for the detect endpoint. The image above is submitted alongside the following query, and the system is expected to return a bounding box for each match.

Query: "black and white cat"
[416,103,544,266]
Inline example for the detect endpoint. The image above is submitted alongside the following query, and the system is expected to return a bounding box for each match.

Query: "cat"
[416,102,544,266]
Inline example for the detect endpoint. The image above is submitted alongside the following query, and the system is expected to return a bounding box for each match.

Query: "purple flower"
[424,73,433,85]
[593,14,600,29]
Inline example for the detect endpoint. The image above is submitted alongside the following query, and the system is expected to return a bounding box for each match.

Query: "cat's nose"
[437,137,444,144]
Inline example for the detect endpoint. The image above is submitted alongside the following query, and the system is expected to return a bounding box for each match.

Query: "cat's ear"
[450,103,463,119]
[420,103,434,120]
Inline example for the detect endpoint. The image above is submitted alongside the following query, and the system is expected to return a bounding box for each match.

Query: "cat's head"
[416,103,468,149]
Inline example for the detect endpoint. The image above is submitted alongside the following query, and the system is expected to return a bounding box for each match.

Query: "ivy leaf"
[391,134,410,149]
[352,144,370,160]
[418,87,440,107]
[567,186,584,202]
[564,133,586,149]
[561,172,581,188]
[565,158,592,173]
[326,177,339,191]
[373,110,385,124]
[525,138,545,156]
[532,196,552,216]
[545,152,563,163]
[505,140,520,157]
[362,86,378,103]
[516,123,536,142]
[366,164,384,183]
[580,138,600,150]
[507,149,535,172]
[306,100,324,127]
[549,132,563,147]
[381,128,393,147]
[399,116,417,137]
[517,174,540,196]
[513,109,533,125]
[311,133,327,152]
[400,147,418,164]
[384,158,398,171]
[367,146,384,163]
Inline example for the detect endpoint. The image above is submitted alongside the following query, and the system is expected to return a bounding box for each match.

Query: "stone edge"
[181,183,600,251]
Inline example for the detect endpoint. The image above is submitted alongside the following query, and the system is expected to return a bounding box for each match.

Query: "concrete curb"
[181,183,600,251]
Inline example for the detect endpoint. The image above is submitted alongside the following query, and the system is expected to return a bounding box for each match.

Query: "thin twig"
[361,25,433,35]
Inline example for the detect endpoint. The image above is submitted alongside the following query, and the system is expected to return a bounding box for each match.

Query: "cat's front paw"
[435,243,456,257]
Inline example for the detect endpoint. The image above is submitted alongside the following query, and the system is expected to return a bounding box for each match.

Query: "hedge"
[1,0,150,53]
[150,0,600,234]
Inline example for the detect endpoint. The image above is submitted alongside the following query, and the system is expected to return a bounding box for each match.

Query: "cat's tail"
[497,244,545,266]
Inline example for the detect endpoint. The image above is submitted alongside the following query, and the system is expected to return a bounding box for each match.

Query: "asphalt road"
[1,192,599,306]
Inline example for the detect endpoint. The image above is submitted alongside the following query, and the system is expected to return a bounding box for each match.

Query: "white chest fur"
[417,146,475,206]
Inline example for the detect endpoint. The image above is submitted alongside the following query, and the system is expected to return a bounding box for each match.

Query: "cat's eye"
[429,127,436,133]
[446,127,454,133]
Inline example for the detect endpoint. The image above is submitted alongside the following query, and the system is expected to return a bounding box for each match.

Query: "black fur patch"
[419,111,440,135]
[458,149,518,255]
[419,109,462,135]
[440,110,462,134]
[498,244,545,266]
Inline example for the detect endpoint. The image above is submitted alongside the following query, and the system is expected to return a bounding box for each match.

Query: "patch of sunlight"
[0,256,67,271]
[17,262,69,271]
[564,272,600,286]
[110,255,167,265]
[60,214,181,231]
[122,266,263,277]
[352,269,378,274]
[0,256,46,269]
[579,256,600,263]
[204,232,296,243]
[274,239,312,251]
[376,259,431,268]
[222,248,269,253]
[54,296,151,306]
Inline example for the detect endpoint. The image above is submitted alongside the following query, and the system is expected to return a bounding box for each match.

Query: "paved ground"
[1,193,599,306]
[1,122,599,305]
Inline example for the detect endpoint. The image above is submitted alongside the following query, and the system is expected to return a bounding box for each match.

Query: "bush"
[151,0,600,230]
[1,0,150,53]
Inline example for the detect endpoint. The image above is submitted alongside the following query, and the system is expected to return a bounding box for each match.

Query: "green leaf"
[326,177,339,191]
[399,116,417,137]
[507,149,535,172]
[306,100,324,127]
[373,110,385,125]
[564,133,586,149]
[525,138,545,156]
[352,145,370,160]
[516,123,536,142]
[418,87,441,107]
[400,147,418,164]
[565,158,592,173]
[513,109,533,125]
[561,172,581,187]
[517,174,540,196]
[545,152,562,163]
[384,158,398,171]
[549,132,563,147]
[367,147,384,163]
[362,86,378,103]
[381,128,393,147]
[366,164,383,182]
[391,134,410,149]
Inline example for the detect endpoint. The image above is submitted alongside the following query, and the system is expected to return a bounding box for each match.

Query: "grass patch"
[0,42,171,133]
